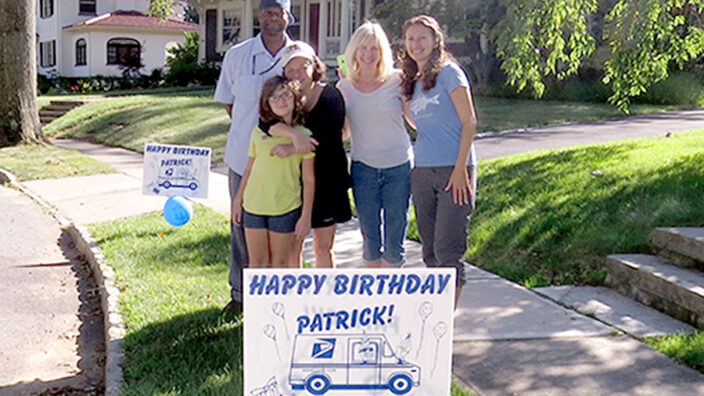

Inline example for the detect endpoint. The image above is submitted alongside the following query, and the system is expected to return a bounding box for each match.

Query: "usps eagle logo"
[311,338,336,359]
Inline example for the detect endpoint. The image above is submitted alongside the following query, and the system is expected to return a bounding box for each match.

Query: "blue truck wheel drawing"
[388,374,413,395]
[289,334,420,395]
[305,374,331,394]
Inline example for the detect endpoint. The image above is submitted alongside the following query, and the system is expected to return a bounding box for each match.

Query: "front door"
[308,3,319,53]
[205,9,218,61]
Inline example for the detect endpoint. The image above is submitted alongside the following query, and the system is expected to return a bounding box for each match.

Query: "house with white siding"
[36,0,198,77]
[189,0,373,64]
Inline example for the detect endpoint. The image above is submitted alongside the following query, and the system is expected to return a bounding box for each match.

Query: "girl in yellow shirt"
[233,76,315,268]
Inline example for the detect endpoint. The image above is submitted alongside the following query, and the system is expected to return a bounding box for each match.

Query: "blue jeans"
[351,161,411,266]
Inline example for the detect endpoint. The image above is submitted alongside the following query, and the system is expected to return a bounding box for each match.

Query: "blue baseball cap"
[259,0,295,24]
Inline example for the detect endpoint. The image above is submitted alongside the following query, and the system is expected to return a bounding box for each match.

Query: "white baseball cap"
[280,41,317,68]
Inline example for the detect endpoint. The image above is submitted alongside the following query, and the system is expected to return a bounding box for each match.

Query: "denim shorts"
[242,207,301,233]
[351,160,411,266]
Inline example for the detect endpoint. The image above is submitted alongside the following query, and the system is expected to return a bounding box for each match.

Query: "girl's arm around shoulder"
[295,158,315,241]
[268,123,318,155]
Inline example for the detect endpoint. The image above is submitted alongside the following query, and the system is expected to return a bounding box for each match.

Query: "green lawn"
[37,86,214,110]
[0,143,114,181]
[463,129,704,288]
[646,332,704,374]
[89,206,477,395]
[40,88,682,166]
[42,89,228,162]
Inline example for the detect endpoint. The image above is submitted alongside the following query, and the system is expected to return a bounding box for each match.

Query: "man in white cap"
[215,0,312,316]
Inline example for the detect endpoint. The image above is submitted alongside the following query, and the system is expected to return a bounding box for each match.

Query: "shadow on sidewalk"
[0,232,105,396]
[453,335,704,395]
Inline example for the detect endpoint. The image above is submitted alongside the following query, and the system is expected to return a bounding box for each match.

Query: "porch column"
[245,0,253,38]
[318,0,328,58]
[196,6,206,62]
[340,0,350,49]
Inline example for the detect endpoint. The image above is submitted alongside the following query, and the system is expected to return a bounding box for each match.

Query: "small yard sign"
[243,268,455,396]
[142,143,211,199]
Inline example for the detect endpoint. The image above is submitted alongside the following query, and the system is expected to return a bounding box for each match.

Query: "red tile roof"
[64,10,198,31]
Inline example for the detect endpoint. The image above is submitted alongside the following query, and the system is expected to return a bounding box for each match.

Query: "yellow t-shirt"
[243,125,315,216]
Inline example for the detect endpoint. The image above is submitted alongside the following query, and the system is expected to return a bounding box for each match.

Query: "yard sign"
[142,143,211,199]
[243,268,455,396]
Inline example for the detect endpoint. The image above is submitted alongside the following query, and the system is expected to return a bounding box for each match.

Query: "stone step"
[49,100,85,107]
[39,109,68,117]
[651,227,704,270]
[605,254,704,328]
[38,100,86,124]
[534,285,696,338]
[41,105,81,113]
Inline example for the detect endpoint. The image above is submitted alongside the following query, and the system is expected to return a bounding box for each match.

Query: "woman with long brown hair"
[400,15,478,306]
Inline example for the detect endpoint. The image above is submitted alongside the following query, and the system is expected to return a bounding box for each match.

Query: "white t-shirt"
[214,34,294,175]
[337,71,412,169]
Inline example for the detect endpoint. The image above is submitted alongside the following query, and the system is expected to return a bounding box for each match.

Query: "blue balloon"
[163,195,193,227]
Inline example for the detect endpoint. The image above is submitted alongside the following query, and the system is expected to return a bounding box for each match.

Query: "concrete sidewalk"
[5,109,704,395]
[0,186,103,395]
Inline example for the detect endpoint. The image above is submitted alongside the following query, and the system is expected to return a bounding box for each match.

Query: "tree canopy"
[24,0,704,116]
[375,0,704,113]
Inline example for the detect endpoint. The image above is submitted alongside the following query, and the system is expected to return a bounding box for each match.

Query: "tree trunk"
[0,0,44,147]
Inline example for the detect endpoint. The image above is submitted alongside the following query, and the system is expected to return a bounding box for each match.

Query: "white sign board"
[142,143,211,199]
[243,268,455,396]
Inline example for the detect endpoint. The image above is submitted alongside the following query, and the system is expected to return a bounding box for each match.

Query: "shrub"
[472,74,610,103]
[635,72,704,107]
[37,74,52,94]
[166,32,199,69]
[165,62,220,86]
[552,79,612,103]
[143,68,165,88]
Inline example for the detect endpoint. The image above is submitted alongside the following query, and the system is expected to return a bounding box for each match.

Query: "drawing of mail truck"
[289,333,420,395]
[158,168,199,191]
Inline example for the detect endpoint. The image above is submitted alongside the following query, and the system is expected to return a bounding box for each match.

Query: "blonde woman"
[337,21,413,268]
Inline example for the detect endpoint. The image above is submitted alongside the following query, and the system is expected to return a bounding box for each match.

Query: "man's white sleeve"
[214,51,236,105]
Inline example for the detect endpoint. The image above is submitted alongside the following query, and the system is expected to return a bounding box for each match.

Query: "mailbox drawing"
[289,333,421,395]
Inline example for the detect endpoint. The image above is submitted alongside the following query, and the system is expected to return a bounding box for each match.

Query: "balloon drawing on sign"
[271,302,291,342]
[415,301,433,358]
[396,333,412,360]
[263,324,282,361]
[431,321,449,377]
[163,195,193,226]
[249,376,281,396]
